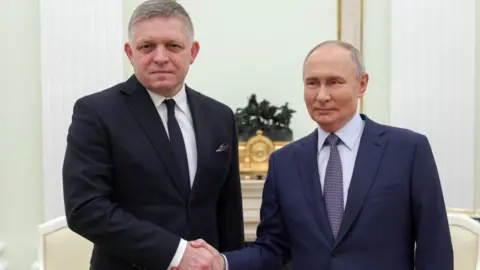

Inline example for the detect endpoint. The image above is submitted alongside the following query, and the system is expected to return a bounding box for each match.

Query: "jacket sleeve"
[216,109,246,252]
[411,135,454,270]
[224,152,291,270]
[62,97,181,270]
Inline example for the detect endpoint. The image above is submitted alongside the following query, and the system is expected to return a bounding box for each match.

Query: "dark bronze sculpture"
[235,94,296,141]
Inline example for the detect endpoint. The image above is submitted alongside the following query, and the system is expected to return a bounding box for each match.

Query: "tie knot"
[163,99,176,112]
[325,133,340,146]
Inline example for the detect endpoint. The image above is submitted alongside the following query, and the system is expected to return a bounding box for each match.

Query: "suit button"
[332,250,339,257]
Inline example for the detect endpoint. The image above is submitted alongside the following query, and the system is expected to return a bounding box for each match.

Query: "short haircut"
[303,40,365,78]
[127,0,194,42]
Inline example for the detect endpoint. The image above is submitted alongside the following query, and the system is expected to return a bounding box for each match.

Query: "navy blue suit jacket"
[225,114,453,270]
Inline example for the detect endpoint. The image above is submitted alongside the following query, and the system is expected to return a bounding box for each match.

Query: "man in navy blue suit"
[190,40,454,270]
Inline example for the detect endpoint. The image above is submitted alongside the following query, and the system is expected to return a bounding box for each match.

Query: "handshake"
[173,239,226,270]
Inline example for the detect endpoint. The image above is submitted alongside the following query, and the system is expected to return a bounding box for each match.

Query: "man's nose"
[316,86,331,102]
[153,46,169,64]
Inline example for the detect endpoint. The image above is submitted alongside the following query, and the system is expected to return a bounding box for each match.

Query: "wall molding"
[0,243,8,270]
[337,0,364,112]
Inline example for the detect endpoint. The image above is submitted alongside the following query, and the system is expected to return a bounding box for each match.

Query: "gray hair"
[128,0,194,42]
[303,40,365,79]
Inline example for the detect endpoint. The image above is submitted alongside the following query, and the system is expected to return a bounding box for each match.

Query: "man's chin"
[315,116,340,131]
[315,115,335,124]
[147,81,178,91]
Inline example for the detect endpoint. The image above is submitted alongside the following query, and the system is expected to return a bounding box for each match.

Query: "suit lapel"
[185,86,215,196]
[334,116,387,246]
[121,76,187,203]
[296,131,335,247]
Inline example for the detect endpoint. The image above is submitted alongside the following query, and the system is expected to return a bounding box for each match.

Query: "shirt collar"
[146,84,188,113]
[317,113,364,151]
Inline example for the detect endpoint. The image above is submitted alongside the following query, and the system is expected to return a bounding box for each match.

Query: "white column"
[338,0,363,52]
[338,0,364,113]
[390,0,476,208]
[475,0,480,209]
[40,0,125,220]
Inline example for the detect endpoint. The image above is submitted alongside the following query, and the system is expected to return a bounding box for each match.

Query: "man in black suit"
[62,1,245,269]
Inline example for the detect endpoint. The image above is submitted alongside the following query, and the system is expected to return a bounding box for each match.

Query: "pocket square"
[216,143,229,152]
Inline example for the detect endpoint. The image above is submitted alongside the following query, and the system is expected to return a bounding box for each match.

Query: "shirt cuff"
[222,254,229,270]
[168,238,187,269]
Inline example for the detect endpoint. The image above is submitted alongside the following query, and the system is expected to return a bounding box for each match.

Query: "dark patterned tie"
[164,99,190,200]
[323,133,344,238]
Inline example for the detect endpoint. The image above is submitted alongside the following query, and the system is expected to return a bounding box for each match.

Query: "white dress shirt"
[146,85,196,269]
[317,113,365,206]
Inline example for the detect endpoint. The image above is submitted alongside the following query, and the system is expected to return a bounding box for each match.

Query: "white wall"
[169,0,337,139]
[123,0,138,79]
[390,0,476,208]
[0,1,43,269]
[362,0,390,124]
[363,0,480,210]
[40,0,125,220]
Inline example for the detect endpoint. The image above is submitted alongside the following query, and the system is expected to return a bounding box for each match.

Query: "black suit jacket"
[62,75,245,270]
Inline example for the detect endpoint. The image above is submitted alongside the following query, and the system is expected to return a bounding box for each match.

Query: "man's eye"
[329,79,341,85]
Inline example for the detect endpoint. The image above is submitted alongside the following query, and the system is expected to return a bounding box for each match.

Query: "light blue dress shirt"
[316,113,365,207]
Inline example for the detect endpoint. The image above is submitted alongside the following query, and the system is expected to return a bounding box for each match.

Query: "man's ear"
[190,41,200,64]
[358,73,369,98]
[124,42,133,63]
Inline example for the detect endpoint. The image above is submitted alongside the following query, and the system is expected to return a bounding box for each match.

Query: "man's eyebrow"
[327,75,344,80]
[135,38,152,43]
[304,75,345,81]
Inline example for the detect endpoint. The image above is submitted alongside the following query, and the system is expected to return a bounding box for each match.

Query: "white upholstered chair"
[33,216,93,270]
[448,213,480,270]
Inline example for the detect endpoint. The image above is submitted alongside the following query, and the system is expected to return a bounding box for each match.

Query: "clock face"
[250,141,270,163]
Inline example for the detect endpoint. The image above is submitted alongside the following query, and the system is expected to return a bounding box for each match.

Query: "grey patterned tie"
[323,133,344,238]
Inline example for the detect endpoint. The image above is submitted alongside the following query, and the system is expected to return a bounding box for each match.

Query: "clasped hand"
[172,239,225,270]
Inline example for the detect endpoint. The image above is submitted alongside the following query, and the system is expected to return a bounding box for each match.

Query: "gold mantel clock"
[238,130,289,180]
